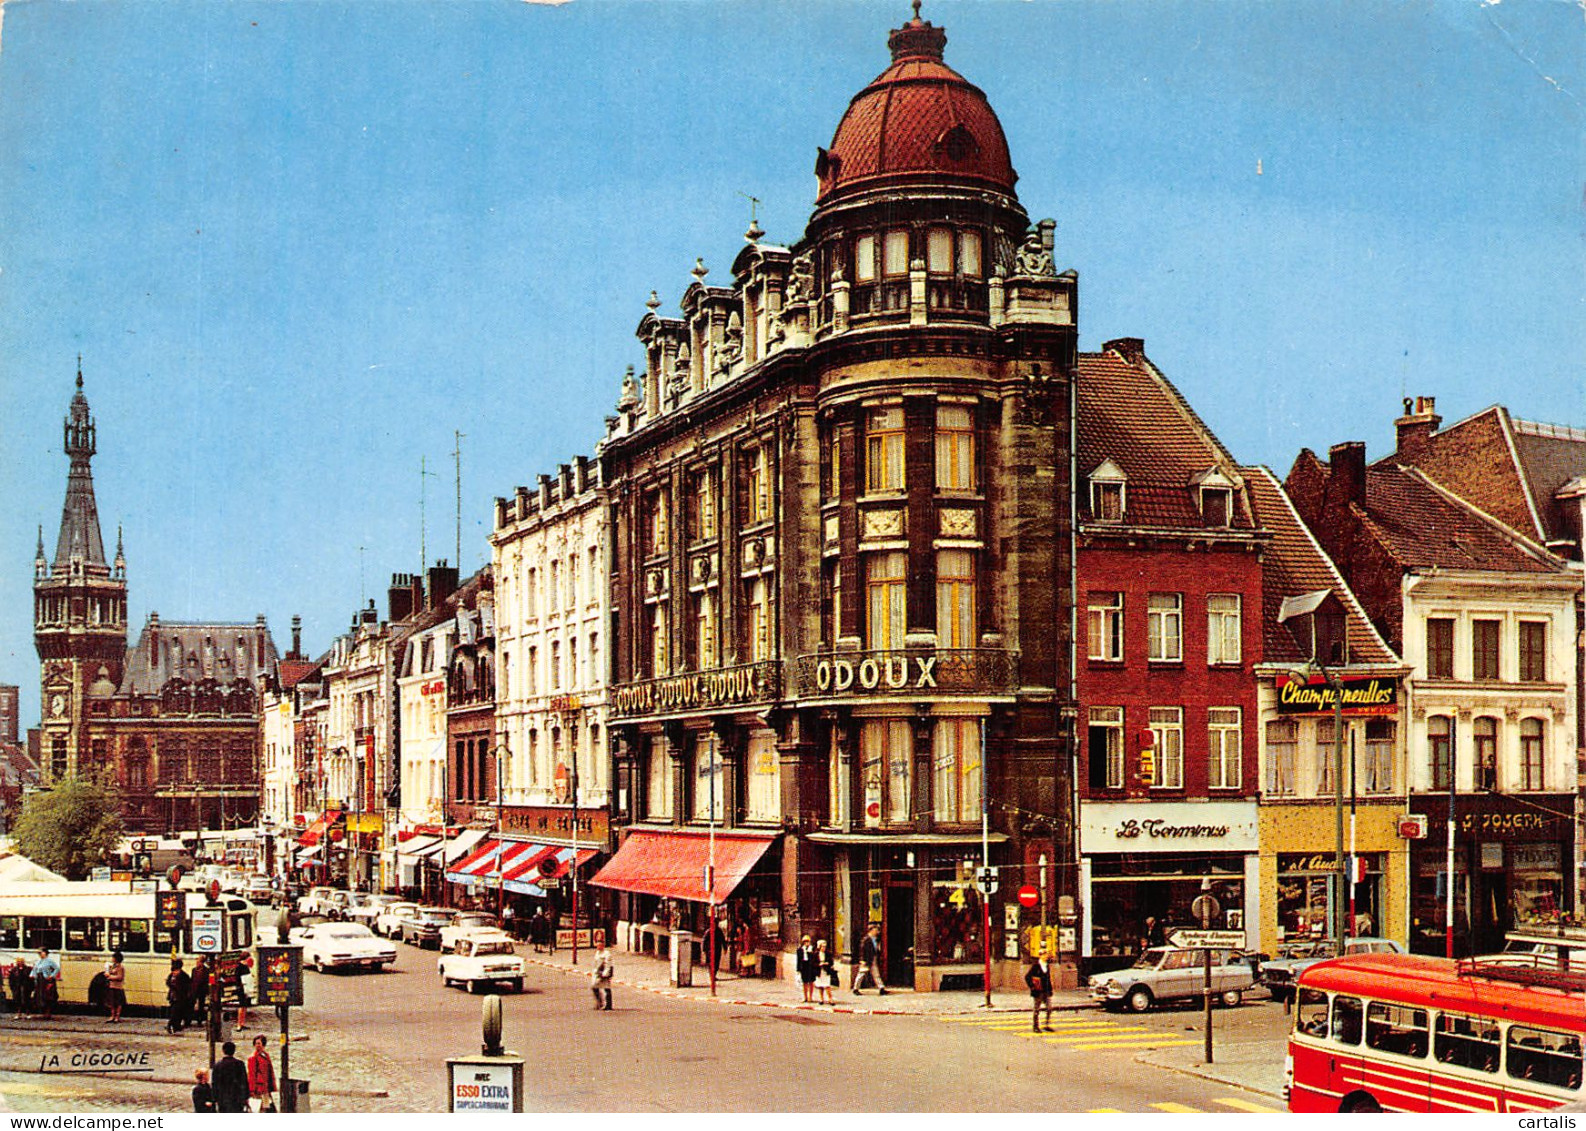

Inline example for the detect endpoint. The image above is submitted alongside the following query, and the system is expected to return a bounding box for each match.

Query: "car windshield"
[326,925,374,939]
[473,941,513,956]
[418,909,454,922]
[1133,948,1168,969]
[459,914,493,925]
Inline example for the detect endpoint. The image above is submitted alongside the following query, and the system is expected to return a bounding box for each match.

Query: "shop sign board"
[500,805,609,844]
[190,909,224,955]
[256,945,303,1007]
[1169,929,1246,949]
[155,890,186,932]
[1274,671,1399,717]
[449,1060,515,1113]
[1411,794,1574,840]
[1080,801,1259,854]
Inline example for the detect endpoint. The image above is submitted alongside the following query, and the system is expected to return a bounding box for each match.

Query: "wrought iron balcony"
[792,648,1018,699]
[610,659,783,720]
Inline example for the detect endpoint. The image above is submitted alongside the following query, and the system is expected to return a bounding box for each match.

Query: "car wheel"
[508,979,522,994]
[1220,989,1242,1008]
[467,980,480,994]
[1126,987,1153,1013]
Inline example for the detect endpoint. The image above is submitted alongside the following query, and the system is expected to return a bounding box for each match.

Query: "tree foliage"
[10,777,124,879]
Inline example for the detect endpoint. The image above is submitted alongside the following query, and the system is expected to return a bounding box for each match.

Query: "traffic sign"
[1168,929,1245,950]
[1016,884,1039,909]
[974,865,998,896]
[191,908,224,955]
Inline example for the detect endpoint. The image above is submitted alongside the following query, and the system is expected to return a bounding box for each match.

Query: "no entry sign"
[1017,884,1039,909]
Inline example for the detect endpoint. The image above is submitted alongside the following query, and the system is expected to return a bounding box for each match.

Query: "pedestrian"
[1025,953,1055,1032]
[32,948,60,1018]
[591,945,614,1011]
[736,920,756,978]
[815,939,837,1005]
[795,935,817,1003]
[528,908,546,953]
[852,925,887,994]
[8,956,33,1014]
[166,958,193,1033]
[231,954,253,1030]
[105,949,127,1023]
[502,902,516,941]
[210,1040,248,1114]
[190,955,211,1027]
[246,1034,277,1112]
[1354,910,1375,937]
[191,1068,216,1113]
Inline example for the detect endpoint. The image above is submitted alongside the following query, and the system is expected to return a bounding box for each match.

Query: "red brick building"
[1074,340,1265,972]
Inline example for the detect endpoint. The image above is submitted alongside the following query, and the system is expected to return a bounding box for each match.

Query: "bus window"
[1507,1026,1583,1091]
[1296,988,1329,1037]
[1434,1012,1500,1073]
[0,916,19,948]
[1367,1002,1429,1059]
[154,925,182,954]
[23,916,63,952]
[229,914,253,951]
[1331,995,1364,1046]
[108,918,152,955]
[65,916,106,952]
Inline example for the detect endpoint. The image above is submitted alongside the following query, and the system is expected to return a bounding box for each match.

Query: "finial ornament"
[692,258,709,284]
[76,354,83,389]
[912,0,922,20]
[646,290,661,313]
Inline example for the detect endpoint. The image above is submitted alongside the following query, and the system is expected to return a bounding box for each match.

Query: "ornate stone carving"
[785,254,815,305]
[645,568,667,597]
[1014,228,1055,276]
[691,555,712,584]
[939,508,976,537]
[862,509,905,538]
[616,364,641,413]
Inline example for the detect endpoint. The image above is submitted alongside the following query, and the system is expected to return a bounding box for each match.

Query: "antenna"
[358,545,366,608]
[420,455,440,571]
[453,430,465,569]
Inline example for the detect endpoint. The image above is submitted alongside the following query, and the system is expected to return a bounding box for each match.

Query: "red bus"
[1286,953,1583,1113]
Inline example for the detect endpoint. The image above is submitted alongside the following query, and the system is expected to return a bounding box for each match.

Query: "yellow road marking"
[1065,1040,1202,1052]
[1152,1102,1202,1113]
[1043,1028,1153,1038]
[1213,1098,1280,1113]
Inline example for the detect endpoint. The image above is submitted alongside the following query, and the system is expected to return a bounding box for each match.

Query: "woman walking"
[246,1034,277,1113]
[814,939,837,1005]
[104,950,126,1023]
[795,935,817,1003]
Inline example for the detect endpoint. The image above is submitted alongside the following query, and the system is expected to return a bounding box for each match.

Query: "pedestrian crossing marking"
[1213,1098,1279,1113]
[1151,1102,1201,1113]
[1066,1040,1202,1051]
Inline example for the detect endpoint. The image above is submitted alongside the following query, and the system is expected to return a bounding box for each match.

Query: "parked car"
[1089,946,1256,1012]
[294,922,398,973]
[440,912,499,952]
[400,906,457,949]
[348,894,403,929]
[373,901,419,938]
[1260,936,1405,1002]
[297,886,338,916]
[1476,927,1586,972]
[245,875,274,905]
[323,890,357,921]
[437,931,524,993]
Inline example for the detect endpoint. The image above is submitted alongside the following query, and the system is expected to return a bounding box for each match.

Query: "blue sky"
[1,0,1581,730]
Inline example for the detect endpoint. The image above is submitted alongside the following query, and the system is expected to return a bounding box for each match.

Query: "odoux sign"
[814,654,939,693]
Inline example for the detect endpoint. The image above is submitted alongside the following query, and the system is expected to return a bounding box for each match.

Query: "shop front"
[1256,803,1409,956]
[1408,792,1577,956]
[1079,800,1259,977]
[495,804,610,940]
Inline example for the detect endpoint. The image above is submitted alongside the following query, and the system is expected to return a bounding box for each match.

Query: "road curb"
[1135,1052,1285,1103]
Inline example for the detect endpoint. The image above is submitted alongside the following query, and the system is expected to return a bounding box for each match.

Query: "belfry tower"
[34,362,128,782]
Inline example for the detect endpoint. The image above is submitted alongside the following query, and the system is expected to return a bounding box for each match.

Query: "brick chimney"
[1103,337,1146,364]
[426,560,459,610]
[1328,442,1367,508]
[388,574,416,623]
[1395,395,1441,462]
[290,614,302,659]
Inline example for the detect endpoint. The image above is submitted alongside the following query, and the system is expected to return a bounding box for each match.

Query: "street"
[0,932,1294,1113]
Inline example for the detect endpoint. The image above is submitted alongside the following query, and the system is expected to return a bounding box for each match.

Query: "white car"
[294,922,398,973]
[374,901,419,938]
[297,886,337,916]
[348,894,403,928]
[437,931,524,993]
[440,912,500,952]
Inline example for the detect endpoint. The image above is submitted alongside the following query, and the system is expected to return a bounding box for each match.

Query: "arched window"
[1519,719,1544,791]
[1428,715,1453,791]
[1473,717,1498,791]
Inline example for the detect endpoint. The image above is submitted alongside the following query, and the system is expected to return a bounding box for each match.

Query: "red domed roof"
[816,14,1017,206]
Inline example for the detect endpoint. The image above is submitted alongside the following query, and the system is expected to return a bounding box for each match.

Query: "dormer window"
[1278,590,1350,666]
[1191,467,1237,527]
[1088,459,1127,522]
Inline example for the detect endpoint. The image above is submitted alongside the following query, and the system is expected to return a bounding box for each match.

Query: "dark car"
[399,906,457,949]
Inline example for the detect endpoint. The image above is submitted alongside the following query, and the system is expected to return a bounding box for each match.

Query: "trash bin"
[281,1078,310,1113]
[669,929,693,987]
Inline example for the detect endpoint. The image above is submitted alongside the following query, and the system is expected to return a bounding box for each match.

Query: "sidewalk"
[1140,1038,1287,1100]
[514,941,1095,1016]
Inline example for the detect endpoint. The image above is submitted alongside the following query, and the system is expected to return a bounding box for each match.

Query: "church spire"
[54,361,108,575]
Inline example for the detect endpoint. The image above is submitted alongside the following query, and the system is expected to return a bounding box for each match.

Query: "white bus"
[0,883,256,1009]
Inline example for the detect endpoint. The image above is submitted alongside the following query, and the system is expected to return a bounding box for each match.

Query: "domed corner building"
[592,7,1081,992]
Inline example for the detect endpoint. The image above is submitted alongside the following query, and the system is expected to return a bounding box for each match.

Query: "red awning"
[500,845,598,885]
[590,830,777,903]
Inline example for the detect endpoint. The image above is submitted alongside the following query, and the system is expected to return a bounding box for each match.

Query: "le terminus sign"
[1275,672,1399,717]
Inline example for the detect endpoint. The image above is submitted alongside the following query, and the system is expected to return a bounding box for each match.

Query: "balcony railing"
[610,660,783,720]
[792,648,1018,699]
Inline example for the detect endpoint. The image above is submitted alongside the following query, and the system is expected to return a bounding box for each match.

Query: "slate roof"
[1243,467,1398,666]
[1358,464,1558,575]
[1076,346,1254,531]
[119,619,280,696]
[1510,416,1586,547]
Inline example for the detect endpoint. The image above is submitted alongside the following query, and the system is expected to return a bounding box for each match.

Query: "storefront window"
[827,727,848,827]
[1278,853,1383,941]
[861,719,912,825]
[1510,843,1562,927]
[932,877,983,962]
[1089,858,1245,959]
[1411,843,1468,954]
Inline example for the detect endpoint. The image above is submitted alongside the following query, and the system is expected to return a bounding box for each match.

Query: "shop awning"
[297,810,343,848]
[394,835,444,861]
[445,828,487,865]
[501,844,599,897]
[295,843,323,861]
[446,837,504,883]
[590,830,777,904]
